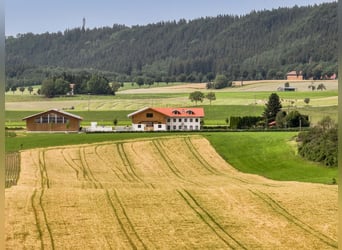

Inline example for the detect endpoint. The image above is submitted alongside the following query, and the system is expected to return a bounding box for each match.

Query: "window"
[137,125,141,128]
[184,119,187,122]
[172,110,181,115]
[186,110,194,115]
[173,126,176,129]
[167,118,170,122]
[173,119,176,122]
[184,125,187,130]
[179,125,182,129]
[195,118,198,122]
[158,124,162,128]
[146,113,153,118]
[190,118,193,122]
[179,118,182,122]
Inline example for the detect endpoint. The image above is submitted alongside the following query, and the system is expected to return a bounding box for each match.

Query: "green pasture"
[5,103,337,127]
[204,132,338,184]
[5,131,337,184]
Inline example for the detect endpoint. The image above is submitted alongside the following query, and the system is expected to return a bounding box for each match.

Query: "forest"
[5,2,337,88]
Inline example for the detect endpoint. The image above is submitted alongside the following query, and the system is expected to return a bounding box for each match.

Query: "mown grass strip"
[5,152,20,188]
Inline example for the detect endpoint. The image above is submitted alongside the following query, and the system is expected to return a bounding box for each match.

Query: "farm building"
[22,109,83,132]
[286,71,303,80]
[127,107,205,131]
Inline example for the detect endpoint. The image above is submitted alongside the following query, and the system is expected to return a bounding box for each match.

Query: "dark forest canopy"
[6,2,337,86]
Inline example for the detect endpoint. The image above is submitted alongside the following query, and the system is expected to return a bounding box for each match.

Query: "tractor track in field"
[31,188,55,250]
[80,147,104,189]
[177,189,247,249]
[117,143,150,187]
[152,140,205,187]
[249,189,337,249]
[94,145,127,182]
[183,137,222,175]
[105,189,147,250]
[61,149,81,180]
[38,150,50,189]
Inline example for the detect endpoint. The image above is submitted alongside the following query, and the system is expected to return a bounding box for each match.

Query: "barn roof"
[127,107,205,118]
[22,109,83,121]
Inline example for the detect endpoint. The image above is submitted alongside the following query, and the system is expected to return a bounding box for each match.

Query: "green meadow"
[5,80,338,185]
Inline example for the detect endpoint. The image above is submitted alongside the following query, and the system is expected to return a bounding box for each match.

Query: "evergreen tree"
[263,93,282,123]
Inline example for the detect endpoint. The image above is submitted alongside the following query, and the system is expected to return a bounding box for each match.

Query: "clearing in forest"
[5,136,337,249]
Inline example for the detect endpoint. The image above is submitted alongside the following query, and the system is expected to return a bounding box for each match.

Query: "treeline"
[6,2,337,87]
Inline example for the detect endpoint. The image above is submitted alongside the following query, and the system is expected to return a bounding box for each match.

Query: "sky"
[5,0,337,36]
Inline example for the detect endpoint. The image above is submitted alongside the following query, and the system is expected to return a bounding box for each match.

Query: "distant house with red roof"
[127,107,205,131]
[286,71,303,80]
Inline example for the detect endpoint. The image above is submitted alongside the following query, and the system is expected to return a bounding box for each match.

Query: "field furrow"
[5,136,337,249]
[250,189,338,248]
[177,189,247,249]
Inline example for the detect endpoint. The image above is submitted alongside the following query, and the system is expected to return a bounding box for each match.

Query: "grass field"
[5,136,337,249]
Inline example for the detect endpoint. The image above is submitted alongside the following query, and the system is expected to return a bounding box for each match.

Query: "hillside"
[5,136,337,249]
[6,2,337,86]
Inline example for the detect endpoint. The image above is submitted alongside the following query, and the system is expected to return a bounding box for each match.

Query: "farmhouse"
[286,71,303,80]
[127,107,204,131]
[22,109,83,132]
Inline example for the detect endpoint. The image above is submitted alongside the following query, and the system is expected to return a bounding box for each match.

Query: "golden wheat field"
[5,136,337,249]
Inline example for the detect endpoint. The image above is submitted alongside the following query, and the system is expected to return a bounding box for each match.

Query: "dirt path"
[5,136,337,249]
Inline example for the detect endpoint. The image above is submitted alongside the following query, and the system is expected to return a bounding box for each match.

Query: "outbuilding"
[22,109,83,132]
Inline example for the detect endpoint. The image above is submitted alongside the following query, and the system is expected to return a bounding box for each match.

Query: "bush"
[297,117,337,167]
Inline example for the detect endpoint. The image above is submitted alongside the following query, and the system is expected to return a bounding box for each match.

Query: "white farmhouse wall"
[132,124,146,131]
[167,117,201,131]
[154,124,167,131]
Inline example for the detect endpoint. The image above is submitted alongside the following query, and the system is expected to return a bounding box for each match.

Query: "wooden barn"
[22,109,83,132]
[128,107,205,131]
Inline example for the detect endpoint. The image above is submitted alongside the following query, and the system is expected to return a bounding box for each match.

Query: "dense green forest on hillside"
[6,2,337,87]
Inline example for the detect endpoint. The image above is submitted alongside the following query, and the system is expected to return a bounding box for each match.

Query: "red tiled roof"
[153,107,204,117]
[127,107,205,118]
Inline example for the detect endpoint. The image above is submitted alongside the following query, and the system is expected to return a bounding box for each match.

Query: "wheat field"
[5,136,337,249]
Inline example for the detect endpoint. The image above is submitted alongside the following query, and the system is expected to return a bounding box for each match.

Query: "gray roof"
[22,109,83,120]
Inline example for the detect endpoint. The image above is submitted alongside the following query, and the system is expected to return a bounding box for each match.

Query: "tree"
[19,86,25,95]
[304,98,310,105]
[111,82,121,95]
[87,75,112,94]
[27,86,34,94]
[40,79,56,97]
[189,91,205,105]
[308,83,316,91]
[213,74,229,89]
[317,83,326,91]
[263,93,282,123]
[10,86,17,94]
[113,118,118,126]
[135,77,144,87]
[206,92,216,105]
